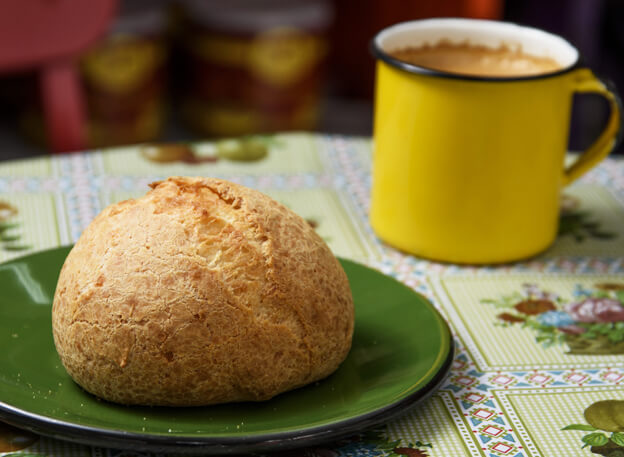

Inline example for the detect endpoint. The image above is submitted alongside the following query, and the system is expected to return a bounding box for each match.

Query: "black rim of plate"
[0,248,455,455]
[0,344,455,455]
[0,342,453,454]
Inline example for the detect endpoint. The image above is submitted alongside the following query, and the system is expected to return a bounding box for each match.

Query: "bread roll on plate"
[52,177,354,406]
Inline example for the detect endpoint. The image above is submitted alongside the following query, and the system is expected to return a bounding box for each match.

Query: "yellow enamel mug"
[370,18,622,264]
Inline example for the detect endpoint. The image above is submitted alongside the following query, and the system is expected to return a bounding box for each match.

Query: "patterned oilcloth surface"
[1,133,624,457]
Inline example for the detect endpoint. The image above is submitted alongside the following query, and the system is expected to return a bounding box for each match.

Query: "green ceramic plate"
[0,247,453,454]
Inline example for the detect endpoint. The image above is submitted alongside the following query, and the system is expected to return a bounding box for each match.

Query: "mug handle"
[563,68,623,186]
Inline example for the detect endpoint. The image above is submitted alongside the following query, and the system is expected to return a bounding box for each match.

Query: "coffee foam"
[389,40,563,77]
[376,18,578,71]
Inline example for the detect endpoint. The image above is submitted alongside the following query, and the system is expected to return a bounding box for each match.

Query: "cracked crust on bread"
[52,177,354,406]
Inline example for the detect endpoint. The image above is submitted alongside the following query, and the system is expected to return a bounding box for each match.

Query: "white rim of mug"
[372,18,581,82]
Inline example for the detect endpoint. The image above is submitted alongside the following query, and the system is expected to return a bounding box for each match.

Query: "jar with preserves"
[177,0,332,137]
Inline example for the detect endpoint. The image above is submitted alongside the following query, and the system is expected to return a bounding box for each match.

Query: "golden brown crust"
[52,177,354,406]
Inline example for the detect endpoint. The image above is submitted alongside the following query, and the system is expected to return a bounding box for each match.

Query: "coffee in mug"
[388,41,562,77]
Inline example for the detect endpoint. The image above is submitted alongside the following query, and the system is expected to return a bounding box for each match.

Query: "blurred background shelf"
[0,0,621,161]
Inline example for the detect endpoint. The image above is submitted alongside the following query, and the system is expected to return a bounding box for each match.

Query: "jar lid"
[109,0,170,36]
[181,0,333,33]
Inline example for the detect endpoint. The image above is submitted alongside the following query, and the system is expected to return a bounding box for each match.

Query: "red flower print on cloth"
[565,298,624,323]
[497,313,525,323]
[514,299,556,315]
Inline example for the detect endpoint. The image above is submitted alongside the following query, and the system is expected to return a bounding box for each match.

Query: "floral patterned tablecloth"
[1,133,623,457]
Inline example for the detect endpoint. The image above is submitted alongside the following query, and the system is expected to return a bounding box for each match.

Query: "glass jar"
[80,0,170,147]
[177,0,333,137]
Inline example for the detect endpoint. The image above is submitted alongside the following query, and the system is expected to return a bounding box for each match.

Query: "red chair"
[0,0,117,153]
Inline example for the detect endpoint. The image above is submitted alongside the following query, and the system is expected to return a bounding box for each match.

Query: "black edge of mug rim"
[370,18,582,82]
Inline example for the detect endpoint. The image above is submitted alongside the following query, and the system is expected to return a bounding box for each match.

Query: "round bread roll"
[52,177,354,406]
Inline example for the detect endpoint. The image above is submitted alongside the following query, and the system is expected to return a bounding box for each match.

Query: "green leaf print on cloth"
[0,201,29,252]
[559,194,617,242]
[362,429,433,457]
[139,135,276,164]
[482,282,624,355]
[563,400,624,457]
